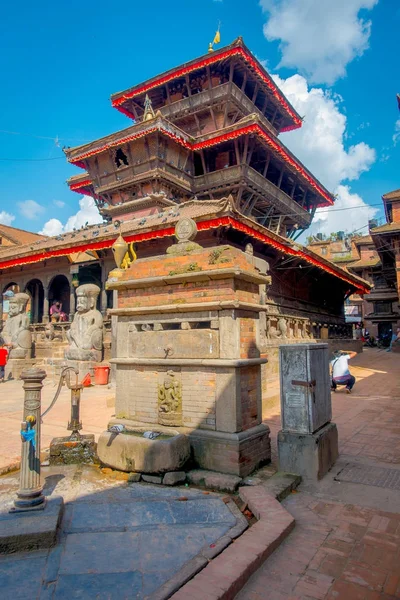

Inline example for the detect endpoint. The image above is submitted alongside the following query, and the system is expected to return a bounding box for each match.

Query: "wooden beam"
[270,106,279,126]
[229,61,234,83]
[242,136,249,164]
[251,83,259,104]
[242,193,255,214]
[241,71,247,93]
[234,139,241,166]
[247,137,256,166]
[165,84,171,105]
[262,153,271,177]
[200,149,207,174]
[210,105,218,130]
[261,94,269,115]
[290,182,296,199]
[277,168,284,189]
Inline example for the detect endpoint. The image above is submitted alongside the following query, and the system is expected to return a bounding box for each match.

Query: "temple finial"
[143,94,156,121]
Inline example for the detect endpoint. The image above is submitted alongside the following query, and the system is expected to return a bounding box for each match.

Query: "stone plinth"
[107,242,271,476]
[0,496,63,554]
[49,435,97,466]
[278,422,339,482]
[5,359,37,381]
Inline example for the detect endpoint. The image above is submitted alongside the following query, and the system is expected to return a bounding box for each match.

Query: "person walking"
[330,349,357,394]
[0,339,9,383]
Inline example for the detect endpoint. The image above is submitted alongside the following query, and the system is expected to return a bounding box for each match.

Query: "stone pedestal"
[278,422,339,482]
[107,238,272,476]
[0,497,63,553]
[5,359,37,381]
[278,343,338,481]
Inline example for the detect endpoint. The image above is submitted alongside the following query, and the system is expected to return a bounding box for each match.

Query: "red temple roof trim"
[69,179,94,196]
[68,125,191,169]
[0,216,367,294]
[68,121,333,207]
[193,124,333,206]
[111,46,302,132]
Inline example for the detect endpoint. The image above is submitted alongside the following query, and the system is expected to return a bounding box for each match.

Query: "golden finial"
[143,94,156,121]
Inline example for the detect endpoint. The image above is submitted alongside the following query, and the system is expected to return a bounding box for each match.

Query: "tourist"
[50,301,67,322]
[0,339,8,383]
[330,349,357,394]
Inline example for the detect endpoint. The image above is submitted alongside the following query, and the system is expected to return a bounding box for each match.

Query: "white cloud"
[0,211,16,226]
[393,119,400,145]
[39,197,102,237]
[305,185,378,239]
[18,199,45,220]
[39,218,64,237]
[53,200,65,208]
[270,73,376,239]
[260,0,378,85]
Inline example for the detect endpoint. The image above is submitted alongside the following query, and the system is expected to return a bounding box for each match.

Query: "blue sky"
[0,0,399,238]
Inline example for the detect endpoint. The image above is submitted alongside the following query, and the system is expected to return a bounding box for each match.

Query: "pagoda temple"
[65,38,332,239]
[0,38,368,393]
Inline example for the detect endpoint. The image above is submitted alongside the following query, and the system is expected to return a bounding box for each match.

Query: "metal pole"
[12,367,47,512]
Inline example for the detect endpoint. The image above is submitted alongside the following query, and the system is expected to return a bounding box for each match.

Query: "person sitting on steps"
[330,349,357,394]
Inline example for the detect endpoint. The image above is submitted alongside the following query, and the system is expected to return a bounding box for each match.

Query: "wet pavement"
[0,465,239,599]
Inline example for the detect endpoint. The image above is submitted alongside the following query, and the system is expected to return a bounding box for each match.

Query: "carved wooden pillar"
[69,287,76,322]
[100,264,108,316]
[43,287,50,324]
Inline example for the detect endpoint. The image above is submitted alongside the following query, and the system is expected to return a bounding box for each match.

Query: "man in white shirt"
[330,350,357,394]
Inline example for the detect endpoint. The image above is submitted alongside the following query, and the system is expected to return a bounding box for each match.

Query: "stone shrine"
[104,219,271,477]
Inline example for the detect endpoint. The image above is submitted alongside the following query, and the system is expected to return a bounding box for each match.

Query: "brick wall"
[240,365,260,430]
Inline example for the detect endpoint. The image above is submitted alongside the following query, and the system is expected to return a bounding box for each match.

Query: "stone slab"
[278,421,339,482]
[142,474,163,485]
[187,469,242,493]
[261,472,302,501]
[163,471,186,486]
[0,496,64,554]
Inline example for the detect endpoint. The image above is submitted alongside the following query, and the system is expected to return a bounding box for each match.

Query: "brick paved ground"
[237,348,400,600]
[0,377,114,473]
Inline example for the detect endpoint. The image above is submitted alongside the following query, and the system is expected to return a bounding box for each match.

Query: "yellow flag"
[213,30,221,45]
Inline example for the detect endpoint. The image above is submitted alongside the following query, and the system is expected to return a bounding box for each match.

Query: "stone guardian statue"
[65,284,103,361]
[2,293,32,359]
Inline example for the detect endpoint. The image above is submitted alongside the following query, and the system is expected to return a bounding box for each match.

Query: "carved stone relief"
[158,370,183,426]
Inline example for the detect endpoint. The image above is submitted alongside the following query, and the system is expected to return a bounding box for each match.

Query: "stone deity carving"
[158,370,183,426]
[277,317,287,338]
[65,284,103,361]
[2,293,32,359]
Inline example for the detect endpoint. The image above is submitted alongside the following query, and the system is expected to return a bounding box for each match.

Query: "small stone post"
[13,367,47,511]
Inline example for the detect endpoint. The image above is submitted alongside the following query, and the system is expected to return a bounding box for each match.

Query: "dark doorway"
[378,322,392,339]
[77,263,102,310]
[49,275,70,318]
[25,279,44,323]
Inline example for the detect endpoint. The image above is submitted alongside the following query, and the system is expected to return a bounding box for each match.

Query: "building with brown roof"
[309,229,400,340]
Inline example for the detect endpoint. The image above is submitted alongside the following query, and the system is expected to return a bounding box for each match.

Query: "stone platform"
[0,464,246,598]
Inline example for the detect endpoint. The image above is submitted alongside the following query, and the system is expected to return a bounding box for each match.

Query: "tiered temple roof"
[64,39,334,239]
